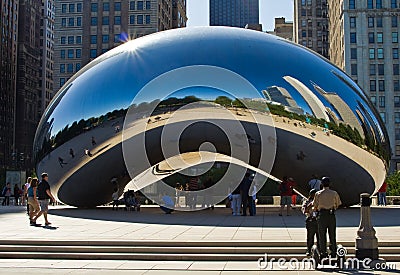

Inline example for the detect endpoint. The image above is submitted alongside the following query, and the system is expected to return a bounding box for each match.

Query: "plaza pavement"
[0,204,399,274]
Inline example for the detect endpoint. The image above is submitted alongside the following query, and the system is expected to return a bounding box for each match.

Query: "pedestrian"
[58,157,67,167]
[308,174,322,191]
[91,136,96,146]
[23,177,32,214]
[112,187,119,211]
[188,176,199,209]
[279,177,292,216]
[34,173,56,226]
[27,178,41,225]
[69,148,75,158]
[2,182,11,206]
[378,182,387,206]
[302,189,319,256]
[13,184,21,206]
[231,184,241,216]
[240,172,253,216]
[288,177,297,207]
[313,177,342,258]
[84,148,92,157]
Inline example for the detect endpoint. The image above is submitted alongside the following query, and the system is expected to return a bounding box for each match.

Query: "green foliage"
[215,96,233,107]
[386,171,400,196]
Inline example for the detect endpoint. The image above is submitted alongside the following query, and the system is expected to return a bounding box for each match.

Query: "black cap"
[321,177,330,187]
[41,172,48,179]
[309,189,317,196]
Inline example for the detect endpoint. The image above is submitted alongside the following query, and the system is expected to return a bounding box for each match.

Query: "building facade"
[294,0,329,58]
[0,0,18,171]
[328,0,400,170]
[209,0,259,28]
[54,0,187,93]
[274,17,293,41]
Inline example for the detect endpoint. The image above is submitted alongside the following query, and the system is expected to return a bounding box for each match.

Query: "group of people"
[301,176,342,258]
[229,173,257,216]
[278,177,298,216]
[111,188,141,211]
[1,182,22,206]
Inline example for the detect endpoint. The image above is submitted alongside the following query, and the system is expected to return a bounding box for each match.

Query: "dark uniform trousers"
[306,217,319,252]
[317,209,337,257]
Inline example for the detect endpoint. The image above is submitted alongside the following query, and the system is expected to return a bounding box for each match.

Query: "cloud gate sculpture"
[34,27,389,208]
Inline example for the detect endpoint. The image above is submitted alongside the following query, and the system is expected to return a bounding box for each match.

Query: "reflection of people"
[58,157,67,167]
[91,136,96,146]
[313,177,342,258]
[378,182,387,206]
[69,148,75,158]
[84,149,92,157]
[297,151,306,161]
[160,194,174,214]
[302,189,319,256]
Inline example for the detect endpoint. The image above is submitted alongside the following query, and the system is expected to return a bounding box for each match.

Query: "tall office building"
[54,0,187,93]
[294,0,329,58]
[328,0,400,170]
[0,0,18,171]
[209,0,259,28]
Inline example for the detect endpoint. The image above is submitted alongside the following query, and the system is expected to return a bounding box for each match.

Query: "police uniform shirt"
[313,188,342,211]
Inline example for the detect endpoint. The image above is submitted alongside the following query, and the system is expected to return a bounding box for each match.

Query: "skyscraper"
[294,0,329,58]
[328,0,399,170]
[0,0,18,171]
[209,0,259,28]
[54,0,187,94]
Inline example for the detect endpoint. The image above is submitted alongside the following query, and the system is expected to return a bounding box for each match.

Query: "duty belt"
[319,209,335,214]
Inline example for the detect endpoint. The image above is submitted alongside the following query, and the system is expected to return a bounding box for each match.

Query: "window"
[396,113,400,124]
[60,78,66,87]
[369,48,375,59]
[379,96,385,107]
[368,0,374,8]
[76,49,81,58]
[351,48,357,59]
[377,17,383,27]
[395,96,400,107]
[76,63,81,71]
[396,145,400,156]
[60,50,65,59]
[302,30,306,37]
[394,64,400,75]
[114,34,120,43]
[68,17,74,27]
[349,0,355,9]
[77,17,82,27]
[394,48,399,59]
[146,1,151,9]
[103,2,110,11]
[91,17,97,26]
[61,18,67,27]
[67,64,73,73]
[378,64,384,75]
[60,64,65,73]
[376,0,382,8]
[396,128,400,140]
[395,80,400,91]
[130,15,135,24]
[379,80,385,91]
[368,17,374,27]
[378,48,384,59]
[114,16,121,25]
[130,1,135,10]
[68,36,74,44]
[350,32,356,43]
[62,4,67,13]
[145,15,150,24]
[137,1,143,10]
[371,96,376,106]
[350,17,356,28]
[115,2,121,11]
[370,80,376,91]
[393,16,398,28]
[90,35,97,44]
[77,3,82,12]
[351,64,358,76]
[370,64,376,75]
[369,32,375,43]
[61,37,66,44]
[393,32,399,43]
[102,35,109,43]
[90,49,97,58]
[69,4,74,12]
[380,112,386,123]
[393,0,398,8]
[76,36,81,44]
[68,49,74,58]
[91,3,98,12]
[137,15,143,24]
[377,33,383,43]
[102,16,109,25]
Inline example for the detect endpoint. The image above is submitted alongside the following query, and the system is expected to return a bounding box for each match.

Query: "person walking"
[35,173,55,226]
[13,184,21,206]
[288,177,297,207]
[23,177,32,215]
[27,178,41,225]
[279,177,292,216]
[302,189,319,256]
[240,173,253,216]
[2,182,11,206]
[378,182,387,206]
[313,177,342,258]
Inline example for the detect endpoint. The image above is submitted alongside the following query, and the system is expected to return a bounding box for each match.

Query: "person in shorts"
[36,173,55,226]
[279,177,292,216]
[27,178,40,225]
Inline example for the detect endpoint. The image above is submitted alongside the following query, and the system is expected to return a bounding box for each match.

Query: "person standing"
[231,184,241,216]
[279,177,292,216]
[313,177,342,258]
[302,189,319,256]
[13,184,21,206]
[308,175,322,191]
[2,182,11,206]
[23,177,32,214]
[240,173,253,216]
[111,187,119,211]
[35,173,55,226]
[288,177,297,207]
[378,182,387,206]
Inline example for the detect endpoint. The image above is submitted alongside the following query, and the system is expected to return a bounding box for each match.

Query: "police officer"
[313,177,341,258]
[302,189,319,256]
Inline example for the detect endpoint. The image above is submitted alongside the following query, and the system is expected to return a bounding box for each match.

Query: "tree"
[386,171,400,196]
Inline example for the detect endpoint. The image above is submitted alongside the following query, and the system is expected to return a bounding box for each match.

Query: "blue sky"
[186,0,294,31]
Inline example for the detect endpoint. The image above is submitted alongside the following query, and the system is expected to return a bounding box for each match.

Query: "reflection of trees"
[35,108,127,161]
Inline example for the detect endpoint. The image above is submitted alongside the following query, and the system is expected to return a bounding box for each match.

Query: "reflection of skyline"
[263,86,304,115]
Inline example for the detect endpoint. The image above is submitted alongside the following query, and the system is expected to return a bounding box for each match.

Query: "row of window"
[349,0,398,9]
[351,48,400,60]
[90,14,151,25]
[90,34,122,44]
[60,36,81,45]
[91,1,122,12]
[60,49,81,59]
[351,63,400,76]
[350,33,399,44]
[61,3,82,13]
[350,16,398,28]
[371,96,400,108]
[60,63,81,73]
[368,79,400,92]
[61,17,82,27]
[89,1,151,12]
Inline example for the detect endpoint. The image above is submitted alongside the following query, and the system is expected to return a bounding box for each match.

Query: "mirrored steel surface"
[34,27,389,207]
